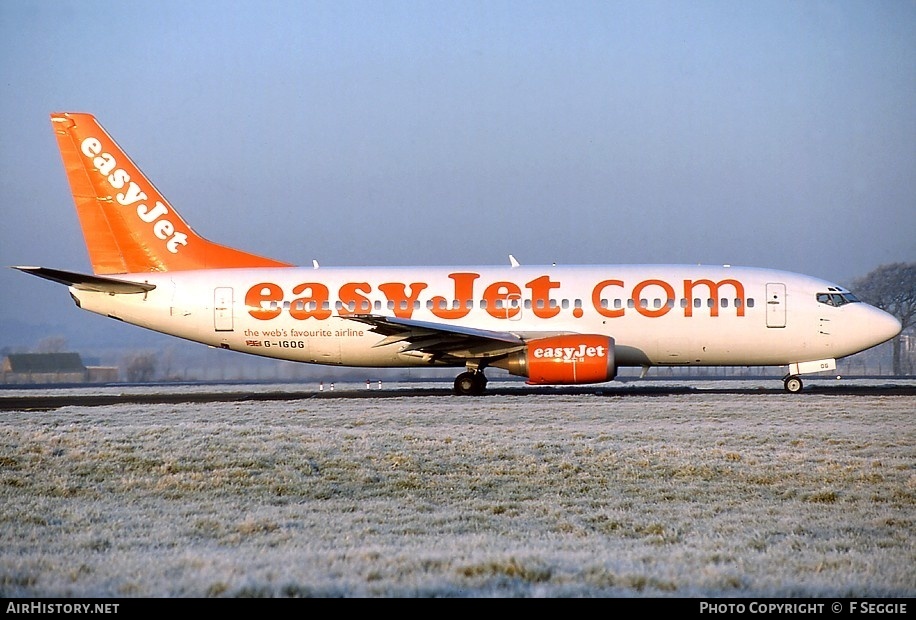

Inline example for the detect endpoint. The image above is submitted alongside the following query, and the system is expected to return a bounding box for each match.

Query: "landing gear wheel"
[784,375,803,393]
[454,371,488,396]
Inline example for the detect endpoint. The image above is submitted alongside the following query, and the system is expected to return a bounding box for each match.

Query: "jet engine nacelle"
[500,334,616,385]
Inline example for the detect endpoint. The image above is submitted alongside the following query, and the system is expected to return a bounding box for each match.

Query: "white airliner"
[15,113,902,394]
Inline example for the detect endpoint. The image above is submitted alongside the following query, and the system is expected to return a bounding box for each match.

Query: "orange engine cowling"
[498,334,616,385]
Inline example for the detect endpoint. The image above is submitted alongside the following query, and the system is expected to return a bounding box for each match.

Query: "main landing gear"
[783,374,803,393]
[454,370,488,396]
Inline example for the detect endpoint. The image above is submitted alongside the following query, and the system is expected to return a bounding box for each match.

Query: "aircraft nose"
[868,306,902,345]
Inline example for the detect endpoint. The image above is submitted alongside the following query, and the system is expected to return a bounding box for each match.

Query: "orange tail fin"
[51,112,292,274]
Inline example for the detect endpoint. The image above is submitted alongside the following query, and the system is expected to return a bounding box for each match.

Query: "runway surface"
[2,380,914,411]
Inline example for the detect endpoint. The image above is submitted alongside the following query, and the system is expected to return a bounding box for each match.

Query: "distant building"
[1,352,119,384]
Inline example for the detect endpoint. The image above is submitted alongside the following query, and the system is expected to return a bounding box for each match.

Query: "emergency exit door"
[214,287,234,332]
[765,283,786,328]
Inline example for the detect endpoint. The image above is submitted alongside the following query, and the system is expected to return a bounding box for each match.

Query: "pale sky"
[1,0,914,349]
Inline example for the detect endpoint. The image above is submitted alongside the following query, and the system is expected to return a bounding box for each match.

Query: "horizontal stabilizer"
[12,266,156,294]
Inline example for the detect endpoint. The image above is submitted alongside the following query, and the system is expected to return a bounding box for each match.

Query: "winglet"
[50,113,292,274]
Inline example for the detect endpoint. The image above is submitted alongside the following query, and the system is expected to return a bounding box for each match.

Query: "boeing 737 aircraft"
[15,113,902,394]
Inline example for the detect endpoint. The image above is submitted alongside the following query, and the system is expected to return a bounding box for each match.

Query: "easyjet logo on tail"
[79,137,188,254]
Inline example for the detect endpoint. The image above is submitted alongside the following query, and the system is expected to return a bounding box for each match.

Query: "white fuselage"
[69,264,901,372]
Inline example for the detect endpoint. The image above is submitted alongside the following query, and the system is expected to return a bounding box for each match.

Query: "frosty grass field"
[1,379,913,597]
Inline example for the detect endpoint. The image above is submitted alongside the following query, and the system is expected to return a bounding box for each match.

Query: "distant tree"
[158,346,173,381]
[850,262,915,375]
[125,351,157,382]
[36,336,68,353]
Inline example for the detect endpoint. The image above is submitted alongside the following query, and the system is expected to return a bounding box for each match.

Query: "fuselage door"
[214,287,234,332]
[765,283,786,328]
[507,293,522,321]
[491,291,522,320]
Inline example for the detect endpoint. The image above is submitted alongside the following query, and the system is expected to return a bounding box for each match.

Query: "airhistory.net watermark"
[5,603,119,614]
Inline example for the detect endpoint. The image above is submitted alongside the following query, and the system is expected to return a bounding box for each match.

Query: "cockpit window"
[816,292,860,307]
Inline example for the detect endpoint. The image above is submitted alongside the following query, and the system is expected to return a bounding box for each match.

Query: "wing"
[345,314,528,363]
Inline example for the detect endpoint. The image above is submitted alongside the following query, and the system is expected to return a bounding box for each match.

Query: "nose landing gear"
[783,374,803,393]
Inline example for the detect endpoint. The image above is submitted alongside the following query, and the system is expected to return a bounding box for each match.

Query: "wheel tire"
[472,373,488,395]
[454,371,487,396]
[454,372,477,396]
[784,376,803,393]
